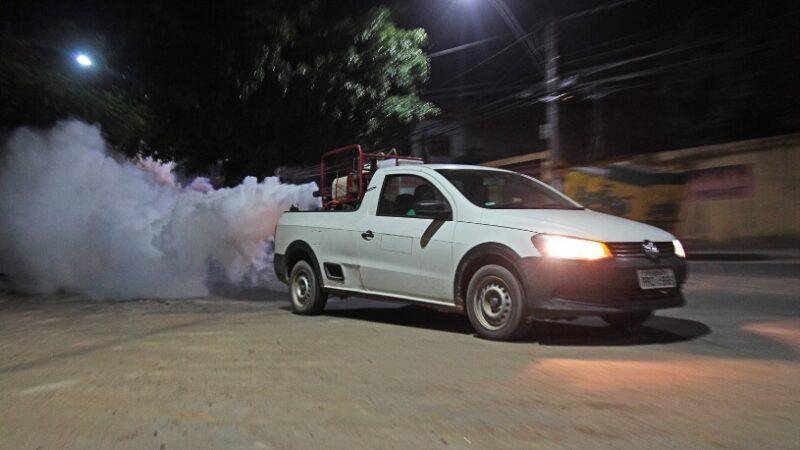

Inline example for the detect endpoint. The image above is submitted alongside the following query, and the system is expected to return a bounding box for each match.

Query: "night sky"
[389,0,800,162]
[3,0,799,163]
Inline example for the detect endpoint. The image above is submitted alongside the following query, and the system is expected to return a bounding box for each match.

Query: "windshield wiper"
[485,201,583,210]
[532,204,584,210]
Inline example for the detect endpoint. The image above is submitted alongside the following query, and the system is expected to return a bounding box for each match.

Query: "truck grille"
[606,241,675,257]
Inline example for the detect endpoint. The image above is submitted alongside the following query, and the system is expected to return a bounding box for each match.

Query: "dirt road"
[1,262,799,449]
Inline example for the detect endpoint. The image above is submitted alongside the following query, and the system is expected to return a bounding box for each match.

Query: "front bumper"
[520,255,688,318]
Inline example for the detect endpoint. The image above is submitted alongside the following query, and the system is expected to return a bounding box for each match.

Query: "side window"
[376,175,451,219]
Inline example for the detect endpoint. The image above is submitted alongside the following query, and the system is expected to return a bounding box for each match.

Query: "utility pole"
[543,17,563,190]
[484,0,563,189]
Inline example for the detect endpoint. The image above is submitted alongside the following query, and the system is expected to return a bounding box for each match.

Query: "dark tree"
[0,1,438,182]
[0,23,148,152]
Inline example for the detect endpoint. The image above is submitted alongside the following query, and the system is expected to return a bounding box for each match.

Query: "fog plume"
[0,121,318,299]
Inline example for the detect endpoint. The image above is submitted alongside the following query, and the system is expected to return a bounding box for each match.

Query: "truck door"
[357,174,455,302]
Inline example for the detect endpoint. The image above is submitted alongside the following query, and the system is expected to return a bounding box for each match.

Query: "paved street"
[1,261,799,449]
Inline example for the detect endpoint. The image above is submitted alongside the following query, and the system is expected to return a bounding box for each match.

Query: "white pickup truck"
[274,163,687,340]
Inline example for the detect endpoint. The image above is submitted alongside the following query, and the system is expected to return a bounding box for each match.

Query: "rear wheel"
[466,265,530,341]
[289,260,327,315]
[601,311,652,328]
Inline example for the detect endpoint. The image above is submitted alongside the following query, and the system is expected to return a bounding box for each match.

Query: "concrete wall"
[480,134,800,244]
[629,134,800,244]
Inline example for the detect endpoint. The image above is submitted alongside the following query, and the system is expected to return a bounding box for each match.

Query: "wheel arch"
[284,240,323,282]
[453,243,527,310]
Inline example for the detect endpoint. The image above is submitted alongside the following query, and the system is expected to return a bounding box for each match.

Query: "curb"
[687,252,800,262]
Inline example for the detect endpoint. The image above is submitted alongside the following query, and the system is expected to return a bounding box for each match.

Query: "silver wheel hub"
[293,273,312,305]
[474,279,512,331]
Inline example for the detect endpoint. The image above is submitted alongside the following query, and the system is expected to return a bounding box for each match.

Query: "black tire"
[289,260,328,315]
[465,264,530,341]
[601,311,653,328]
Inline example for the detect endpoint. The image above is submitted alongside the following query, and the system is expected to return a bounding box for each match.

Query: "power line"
[430,10,794,101]
[559,2,736,68]
[429,36,790,105]
[423,79,527,96]
[417,85,548,138]
[424,84,536,100]
[431,0,656,90]
[561,0,644,22]
[488,0,544,69]
[565,37,794,93]
[422,78,529,98]
[422,33,793,135]
[417,42,786,157]
[469,50,531,104]
[559,29,661,63]
[437,24,545,88]
[563,11,797,83]
[574,41,712,78]
[428,34,508,58]
[560,35,663,69]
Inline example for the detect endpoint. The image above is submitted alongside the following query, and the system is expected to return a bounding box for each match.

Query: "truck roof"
[378,163,511,174]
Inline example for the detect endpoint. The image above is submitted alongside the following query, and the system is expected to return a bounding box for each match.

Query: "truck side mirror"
[312,190,321,198]
[413,200,452,221]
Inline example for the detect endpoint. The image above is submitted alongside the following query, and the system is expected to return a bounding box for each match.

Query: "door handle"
[361,230,374,241]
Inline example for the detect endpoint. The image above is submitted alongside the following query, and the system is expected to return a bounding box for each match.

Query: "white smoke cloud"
[0,120,319,299]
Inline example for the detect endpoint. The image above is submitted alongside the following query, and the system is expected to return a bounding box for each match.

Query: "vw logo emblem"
[642,240,660,259]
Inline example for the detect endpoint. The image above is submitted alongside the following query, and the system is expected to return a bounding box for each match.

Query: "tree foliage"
[215,3,439,180]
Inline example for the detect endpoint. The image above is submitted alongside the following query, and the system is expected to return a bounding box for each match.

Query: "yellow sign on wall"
[564,166,687,233]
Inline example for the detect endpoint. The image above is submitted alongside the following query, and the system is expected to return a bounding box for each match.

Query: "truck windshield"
[436,169,583,210]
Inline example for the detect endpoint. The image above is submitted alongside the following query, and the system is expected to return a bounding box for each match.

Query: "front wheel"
[601,311,653,328]
[466,265,530,341]
[289,260,328,315]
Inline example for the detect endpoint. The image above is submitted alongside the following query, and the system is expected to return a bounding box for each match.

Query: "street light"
[75,53,93,67]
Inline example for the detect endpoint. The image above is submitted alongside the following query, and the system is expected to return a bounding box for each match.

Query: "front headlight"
[532,235,612,261]
[673,239,686,258]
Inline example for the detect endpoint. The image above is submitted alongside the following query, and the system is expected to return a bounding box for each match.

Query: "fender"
[279,240,323,285]
[453,242,528,310]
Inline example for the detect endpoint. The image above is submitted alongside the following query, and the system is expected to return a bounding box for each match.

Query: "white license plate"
[637,269,677,290]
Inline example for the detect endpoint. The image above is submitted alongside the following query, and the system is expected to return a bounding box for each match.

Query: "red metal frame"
[319,144,423,209]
